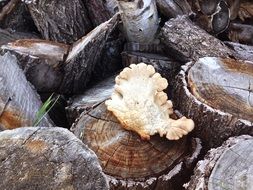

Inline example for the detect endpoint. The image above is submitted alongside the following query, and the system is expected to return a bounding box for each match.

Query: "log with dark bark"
[159,16,235,62]
[27,0,93,44]
[156,0,192,18]
[228,23,253,46]
[186,135,253,190]
[0,28,39,46]
[59,13,120,94]
[0,127,109,190]
[1,39,69,92]
[225,41,253,61]
[0,52,54,130]
[71,102,202,189]
[174,57,253,148]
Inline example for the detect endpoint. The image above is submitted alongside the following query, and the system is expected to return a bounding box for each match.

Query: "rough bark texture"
[66,76,115,125]
[0,28,39,46]
[174,61,253,148]
[156,0,192,18]
[159,16,235,62]
[1,39,69,92]
[0,127,109,190]
[0,52,53,130]
[27,0,92,44]
[225,41,253,61]
[59,14,120,94]
[71,102,202,190]
[185,135,253,190]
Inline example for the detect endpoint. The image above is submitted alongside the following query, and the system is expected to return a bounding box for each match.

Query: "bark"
[0,52,53,130]
[225,41,253,61]
[0,127,109,190]
[159,16,235,62]
[186,135,253,190]
[118,0,159,43]
[71,102,202,189]
[59,13,120,94]
[1,39,69,93]
[174,58,253,148]
[156,0,192,18]
[0,28,39,46]
[228,22,253,46]
[0,0,19,21]
[27,0,92,44]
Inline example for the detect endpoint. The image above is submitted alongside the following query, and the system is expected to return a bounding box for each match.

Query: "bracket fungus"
[105,63,194,140]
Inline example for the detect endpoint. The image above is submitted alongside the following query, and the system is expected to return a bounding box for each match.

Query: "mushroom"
[105,63,194,140]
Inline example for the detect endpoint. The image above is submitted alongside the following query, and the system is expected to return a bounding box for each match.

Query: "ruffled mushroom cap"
[105,63,194,140]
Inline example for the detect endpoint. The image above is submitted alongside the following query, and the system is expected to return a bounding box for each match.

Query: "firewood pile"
[0,0,252,189]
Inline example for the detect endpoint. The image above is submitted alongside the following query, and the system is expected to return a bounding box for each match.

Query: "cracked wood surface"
[188,57,253,122]
[71,102,201,189]
[186,135,253,190]
[0,127,108,190]
[0,52,53,130]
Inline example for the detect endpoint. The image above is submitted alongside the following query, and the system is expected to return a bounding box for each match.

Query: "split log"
[225,41,253,61]
[27,0,93,44]
[186,135,253,190]
[66,76,115,125]
[83,0,111,27]
[59,13,120,94]
[228,23,253,46]
[1,1,37,33]
[156,0,192,18]
[71,102,202,189]
[1,39,69,92]
[0,28,39,46]
[0,127,109,190]
[174,57,253,148]
[0,52,53,130]
[159,16,235,62]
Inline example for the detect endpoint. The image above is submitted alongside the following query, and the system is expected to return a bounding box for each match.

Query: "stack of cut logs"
[0,0,252,189]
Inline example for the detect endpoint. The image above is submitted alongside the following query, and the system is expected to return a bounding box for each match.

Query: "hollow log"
[185,135,253,190]
[0,127,109,190]
[159,16,235,62]
[174,57,253,148]
[59,13,120,94]
[0,39,69,92]
[0,52,54,130]
[27,0,92,44]
[71,102,202,189]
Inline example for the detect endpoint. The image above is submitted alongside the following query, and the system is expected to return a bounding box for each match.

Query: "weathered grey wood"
[1,39,69,92]
[228,23,253,46]
[156,0,192,18]
[59,13,120,94]
[27,0,92,44]
[174,58,253,148]
[0,52,53,130]
[225,41,253,61]
[0,127,109,190]
[0,28,39,46]
[159,16,235,62]
[71,102,202,190]
[66,76,115,125]
[186,135,253,190]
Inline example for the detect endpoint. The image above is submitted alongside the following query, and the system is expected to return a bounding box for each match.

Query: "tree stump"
[0,52,53,130]
[71,102,202,189]
[174,57,253,148]
[0,127,109,190]
[186,135,253,190]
